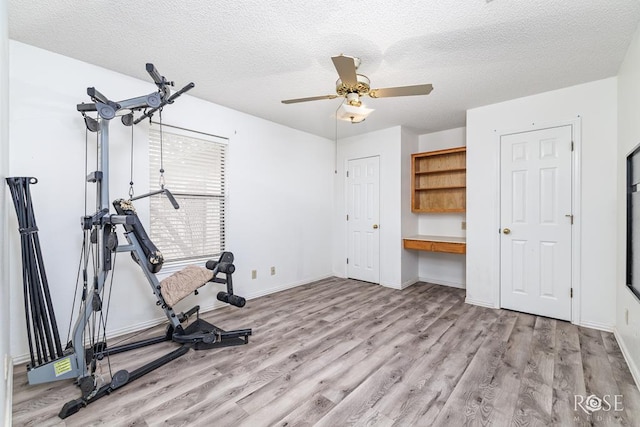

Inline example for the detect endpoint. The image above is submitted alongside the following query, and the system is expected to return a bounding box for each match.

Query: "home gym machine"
[6,64,251,419]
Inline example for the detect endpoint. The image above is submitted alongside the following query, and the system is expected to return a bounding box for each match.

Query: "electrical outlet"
[251,270,257,279]
[270,266,276,276]
[461,221,466,230]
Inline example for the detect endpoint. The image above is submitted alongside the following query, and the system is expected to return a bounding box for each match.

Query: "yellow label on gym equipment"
[54,357,72,377]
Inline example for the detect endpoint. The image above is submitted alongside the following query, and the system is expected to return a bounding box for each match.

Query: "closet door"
[347,156,380,284]
[500,125,572,321]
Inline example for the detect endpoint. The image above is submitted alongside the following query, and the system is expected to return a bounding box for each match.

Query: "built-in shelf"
[411,147,466,213]
[415,167,466,175]
[403,235,466,254]
[415,185,467,191]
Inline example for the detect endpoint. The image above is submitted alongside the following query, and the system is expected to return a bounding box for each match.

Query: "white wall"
[616,21,640,385]
[417,127,467,288]
[334,126,414,288]
[8,41,334,360]
[419,127,466,152]
[401,128,419,286]
[466,78,618,331]
[0,0,10,423]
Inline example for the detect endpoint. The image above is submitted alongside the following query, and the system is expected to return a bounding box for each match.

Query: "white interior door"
[500,125,572,321]
[347,156,380,283]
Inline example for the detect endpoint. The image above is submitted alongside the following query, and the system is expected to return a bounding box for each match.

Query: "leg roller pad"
[217,292,246,307]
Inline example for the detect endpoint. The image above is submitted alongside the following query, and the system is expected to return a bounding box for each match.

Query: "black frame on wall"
[627,144,640,300]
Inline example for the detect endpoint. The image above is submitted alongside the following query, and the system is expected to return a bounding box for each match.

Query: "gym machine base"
[6,64,251,420]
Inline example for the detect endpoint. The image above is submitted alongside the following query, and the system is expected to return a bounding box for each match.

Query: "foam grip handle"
[163,189,180,209]
[218,262,235,274]
[205,260,218,271]
[217,292,246,308]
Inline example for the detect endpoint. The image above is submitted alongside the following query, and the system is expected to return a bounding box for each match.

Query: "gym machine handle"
[133,81,195,125]
[164,189,179,209]
[130,188,179,209]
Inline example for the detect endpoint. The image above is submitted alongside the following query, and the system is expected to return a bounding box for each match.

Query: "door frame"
[344,155,381,284]
[495,118,582,324]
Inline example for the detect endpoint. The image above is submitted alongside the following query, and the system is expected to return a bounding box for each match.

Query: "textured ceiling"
[8,0,640,139]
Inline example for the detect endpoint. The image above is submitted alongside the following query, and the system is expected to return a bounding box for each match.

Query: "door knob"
[373,224,379,229]
[503,228,511,235]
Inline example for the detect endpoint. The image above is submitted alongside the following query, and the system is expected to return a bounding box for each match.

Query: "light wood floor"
[12,278,640,426]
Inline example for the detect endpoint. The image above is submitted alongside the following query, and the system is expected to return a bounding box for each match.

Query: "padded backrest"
[113,199,164,273]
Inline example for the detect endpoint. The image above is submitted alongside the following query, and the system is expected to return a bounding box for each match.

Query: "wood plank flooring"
[12,278,640,426]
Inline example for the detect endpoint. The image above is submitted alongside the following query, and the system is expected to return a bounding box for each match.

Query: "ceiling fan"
[281,54,434,110]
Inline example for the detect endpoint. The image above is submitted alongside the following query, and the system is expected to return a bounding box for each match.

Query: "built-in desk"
[403,235,466,254]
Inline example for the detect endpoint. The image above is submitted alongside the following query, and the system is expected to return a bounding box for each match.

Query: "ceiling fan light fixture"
[346,92,362,107]
[337,103,374,124]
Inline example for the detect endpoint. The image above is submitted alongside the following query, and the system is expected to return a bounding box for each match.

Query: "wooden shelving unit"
[411,146,466,213]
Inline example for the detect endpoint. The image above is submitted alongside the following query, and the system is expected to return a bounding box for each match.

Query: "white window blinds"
[148,124,227,263]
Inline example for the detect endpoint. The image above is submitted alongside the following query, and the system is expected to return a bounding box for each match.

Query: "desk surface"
[403,235,466,244]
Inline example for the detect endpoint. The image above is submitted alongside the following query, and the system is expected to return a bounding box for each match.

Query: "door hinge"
[346,171,349,177]
[346,214,349,221]
[346,258,349,264]
[571,141,574,151]
[570,288,573,298]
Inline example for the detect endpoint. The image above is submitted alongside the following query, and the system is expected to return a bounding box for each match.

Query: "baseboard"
[579,320,614,333]
[5,354,12,427]
[419,276,466,289]
[400,278,418,290]
[244,273,333,300]
[13,273,334,365]
[464,297,497,309]
[613,328,640,388]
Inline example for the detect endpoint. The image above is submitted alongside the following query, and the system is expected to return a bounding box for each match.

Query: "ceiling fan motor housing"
[336,74,371,97]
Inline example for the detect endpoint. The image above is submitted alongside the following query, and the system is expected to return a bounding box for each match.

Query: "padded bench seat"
[160,265,212,307]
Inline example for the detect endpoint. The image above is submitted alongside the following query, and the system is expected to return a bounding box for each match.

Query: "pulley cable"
[66,241,86,347]
[158,108,165,189]
[97,250,117,378]
[129,123,135,199]
[84,125,88,217]
[74,118,91,341]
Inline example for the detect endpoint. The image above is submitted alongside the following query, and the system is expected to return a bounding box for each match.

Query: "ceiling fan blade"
[281,95,338,104]
[369,84,433,98]
[331,55,358,87]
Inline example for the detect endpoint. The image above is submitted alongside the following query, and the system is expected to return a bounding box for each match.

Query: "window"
[148,123,227,264]
[627,144,640,301]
